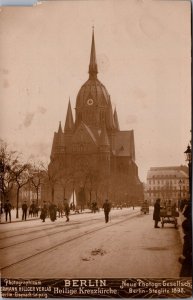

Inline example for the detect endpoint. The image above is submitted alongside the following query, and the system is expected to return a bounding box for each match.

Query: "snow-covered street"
[0,207,182,278]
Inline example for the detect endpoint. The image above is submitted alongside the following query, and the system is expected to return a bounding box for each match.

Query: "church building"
[47,30,143,207]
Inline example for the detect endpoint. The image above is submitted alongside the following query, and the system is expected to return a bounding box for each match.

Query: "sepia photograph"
[0,0,192,298]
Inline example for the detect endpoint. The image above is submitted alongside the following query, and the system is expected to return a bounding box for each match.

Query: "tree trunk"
[72,189,74,205]
[36,188,39,206]
[16,188,20,218]
[89,190,92,207]
[51,186,54,203]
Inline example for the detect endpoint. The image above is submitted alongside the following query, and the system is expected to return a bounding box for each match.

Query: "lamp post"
[184,144,192,199]
[0,158,4,214]
[179,143,192,277]
[178,179,182,210]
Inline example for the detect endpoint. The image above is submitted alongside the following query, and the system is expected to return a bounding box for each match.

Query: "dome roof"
[76,78,110,108]
[76,29,111,109]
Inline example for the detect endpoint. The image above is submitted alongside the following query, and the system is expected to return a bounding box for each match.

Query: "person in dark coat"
[153,198,161,228]
[179,202,192,277]
[4,199,12,222]
[49,202,57,222]
[22,201,28,221]
[40,202,47,222]
[29,202,35,217]
[103,199,111,223]
[63,199,70,222]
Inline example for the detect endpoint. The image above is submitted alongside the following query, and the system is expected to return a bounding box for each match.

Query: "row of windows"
[147,192,187,197]
[147,186,187,191]
[150,174,183,179]
[148,179,187,185]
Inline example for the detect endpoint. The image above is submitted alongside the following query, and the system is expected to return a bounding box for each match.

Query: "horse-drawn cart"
[160,205,179,228]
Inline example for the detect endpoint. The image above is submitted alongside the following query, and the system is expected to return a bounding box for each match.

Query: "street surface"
[0,207,182,278]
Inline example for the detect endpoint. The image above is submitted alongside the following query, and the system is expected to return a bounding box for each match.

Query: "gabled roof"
[72,121,98,146]
[114,130,135,160]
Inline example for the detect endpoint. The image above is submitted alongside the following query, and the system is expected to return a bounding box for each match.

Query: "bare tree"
[0,140,19,206]
[41,162,59,203]
[29,163,44,206]
[85,168,100,207]
[55,162,74,199]
[11,163,30,218]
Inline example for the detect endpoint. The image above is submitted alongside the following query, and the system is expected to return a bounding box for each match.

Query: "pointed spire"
[99,125,110,147]
[50,132,57,159]
[106,98,115,130]
[64,98,74,133]
[58,121,62,133]
[114,108,120,130]
[89,27,98,79]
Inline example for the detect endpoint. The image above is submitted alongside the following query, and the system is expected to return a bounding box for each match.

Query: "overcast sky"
[0,0,191,181]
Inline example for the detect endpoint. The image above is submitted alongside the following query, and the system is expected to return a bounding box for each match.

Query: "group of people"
[0,198,120,224]
[40,199,70,223]
[1,199,40,223]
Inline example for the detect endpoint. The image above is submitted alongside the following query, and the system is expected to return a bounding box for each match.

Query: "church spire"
[114,107,120,131]
[99,125,110,148]
[64,98,74,133]
[89,27,98,79]
[58,121,62,133]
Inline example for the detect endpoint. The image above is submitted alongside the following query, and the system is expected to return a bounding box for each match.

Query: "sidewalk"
[0,208,39,224]
[0,208,94,224]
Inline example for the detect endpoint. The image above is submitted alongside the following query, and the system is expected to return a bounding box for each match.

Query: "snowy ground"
[0,207,182,278]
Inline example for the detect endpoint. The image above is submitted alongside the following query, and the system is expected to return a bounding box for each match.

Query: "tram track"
[0,210,134,240]
[0,216,84,235]
[0,224,81,249]
[0,211,134,249]
[0,211,139,271]
[0,219,93,240]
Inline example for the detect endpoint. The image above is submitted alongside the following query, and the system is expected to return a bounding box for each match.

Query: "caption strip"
[1,278,192,298]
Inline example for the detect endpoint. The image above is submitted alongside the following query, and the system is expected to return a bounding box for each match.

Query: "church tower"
[47,30,144,206]
[75,29,115,134]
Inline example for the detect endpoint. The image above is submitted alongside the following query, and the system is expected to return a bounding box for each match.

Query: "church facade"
[46,31,144,207]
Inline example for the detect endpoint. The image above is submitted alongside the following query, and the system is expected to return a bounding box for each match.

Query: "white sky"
[0,0,191,182]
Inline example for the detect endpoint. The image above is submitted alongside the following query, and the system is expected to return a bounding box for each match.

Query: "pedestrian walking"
[58,201,63,218]
[153,198,161,228]
[29,202,35,217]
[63,198,70,222]
[22,201,28,221]
[49,202,57,222]
[103,199,111,223]
[4,199,12,222]
[40,202,47,222]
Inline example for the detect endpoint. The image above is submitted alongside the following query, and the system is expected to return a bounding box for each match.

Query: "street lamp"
[179,143,192,277]
[184,144,192,198]
[0,159,4,213]
[178,179,182,209]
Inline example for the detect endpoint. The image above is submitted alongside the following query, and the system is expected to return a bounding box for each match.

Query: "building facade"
[145,166,189,205]
[47,31,143,207]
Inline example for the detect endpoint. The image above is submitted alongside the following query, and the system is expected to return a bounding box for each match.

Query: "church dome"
[76,78,110,108]
[76,29,110,109]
